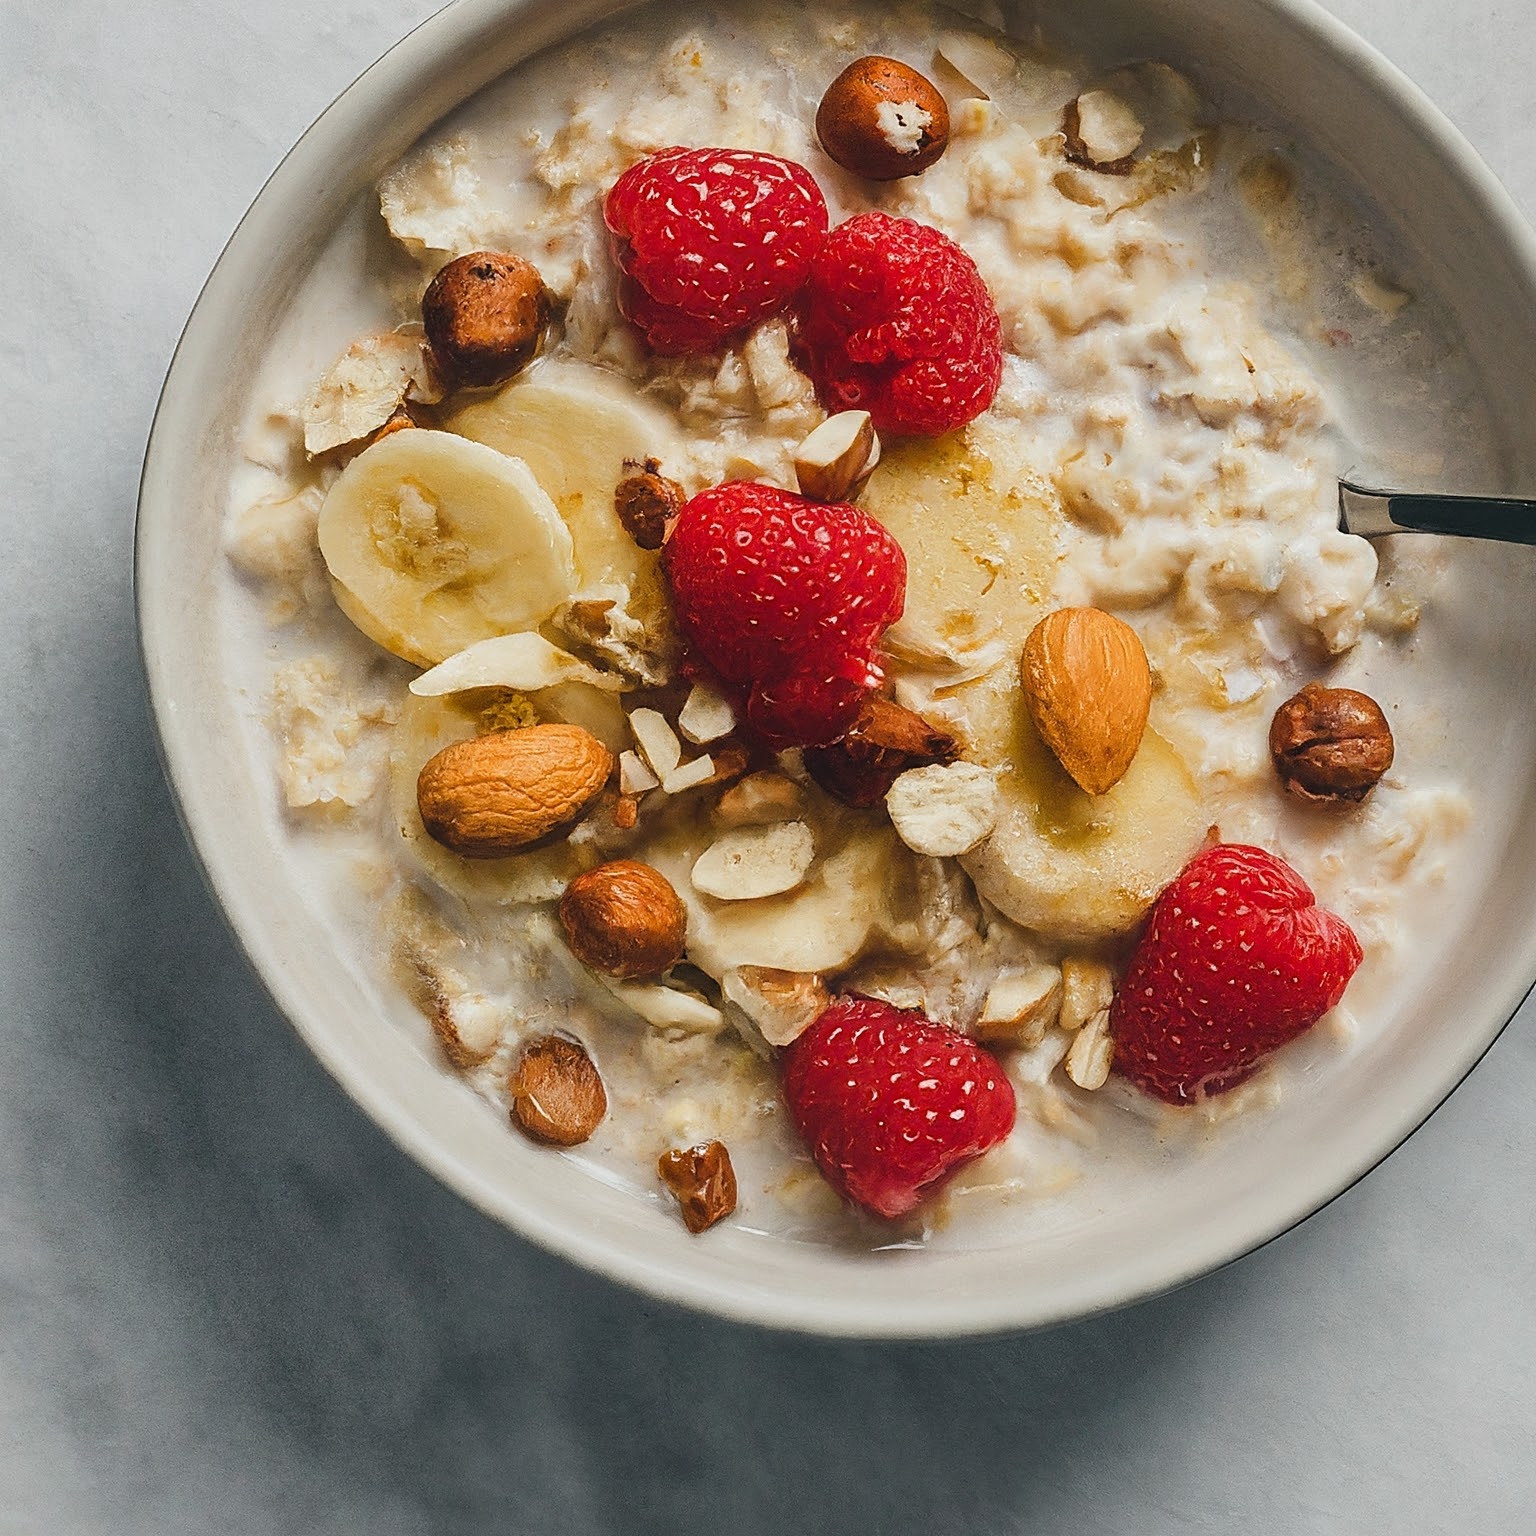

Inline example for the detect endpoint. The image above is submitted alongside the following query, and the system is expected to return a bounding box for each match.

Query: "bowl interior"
[138,0,1536,1335]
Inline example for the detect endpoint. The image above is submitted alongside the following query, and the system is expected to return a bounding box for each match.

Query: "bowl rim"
[137,0,1536,1337]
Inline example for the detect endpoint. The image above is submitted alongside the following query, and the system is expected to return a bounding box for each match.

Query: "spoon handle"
[1339,481,1536,544]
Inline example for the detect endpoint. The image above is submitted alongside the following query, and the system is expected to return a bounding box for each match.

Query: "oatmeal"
[222,0,1488,1241]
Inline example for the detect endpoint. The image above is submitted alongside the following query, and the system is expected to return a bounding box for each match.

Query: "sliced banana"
[318,430,577,667]
[446,360,684,624]
[389,692,596,905]
[957,664,1206,942]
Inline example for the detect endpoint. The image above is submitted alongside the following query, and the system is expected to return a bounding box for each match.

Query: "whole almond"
[657,1141,738,1233]
[509,1035,607,1146]
[817,56,950,180]
[1021,608,1152,796]
[417,724,614,857]
[560,860,687,979]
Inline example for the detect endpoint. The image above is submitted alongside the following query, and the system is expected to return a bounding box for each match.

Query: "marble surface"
[3,1,1534,1530]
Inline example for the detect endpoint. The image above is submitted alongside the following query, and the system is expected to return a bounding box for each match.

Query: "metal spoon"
[1339,480,1536,544]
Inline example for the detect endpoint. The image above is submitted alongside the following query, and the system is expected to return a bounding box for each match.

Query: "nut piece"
[1269,682,1394,804]
[615,458,686,551]
[422,251,549,388]
[509,1034,607,1146]
[1021,608,1152,796]
[974,964,1063,1045]
[692,821,816,901]
[417,724,614,857]
[628,707,683,780]
[1059,957,1116,1033]
[804,695,960,807]
[560,860,687,979]
[657,1141,738,1233]
[716,771,804,826]
[1062,90,1144,173]
[1064,1009,1114,1091]
[817,56,951,180]
[723,966,831,1048]
[794,411,881,503]
[885,761,998,857]
[677,682,738,744]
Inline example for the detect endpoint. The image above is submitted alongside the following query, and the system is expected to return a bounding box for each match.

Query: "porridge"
[223,0,1485,1240]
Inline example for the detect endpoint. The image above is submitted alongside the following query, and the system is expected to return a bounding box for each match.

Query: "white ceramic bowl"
[138,0,1536,1336]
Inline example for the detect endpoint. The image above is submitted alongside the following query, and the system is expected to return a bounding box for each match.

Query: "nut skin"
[509,1035,607,1146]
[657,1141,738,1233]
[1021,607,1152,796]
[416,724,614,858]
[1269,682,1394,804]
[803,695,960,807]
[559,860,688,979]
[816,56,950,181]
[614,458,685,550]
[421,251,549,388]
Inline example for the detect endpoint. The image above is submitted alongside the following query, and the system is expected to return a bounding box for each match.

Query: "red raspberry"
[782,997,1017,1220]
[1110,844,1363,1105]
[793,211,1003,437]
[603,147,829,355]
[662,481,905,749]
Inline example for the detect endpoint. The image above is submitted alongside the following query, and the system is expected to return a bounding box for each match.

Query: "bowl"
[137,0,1536,1336]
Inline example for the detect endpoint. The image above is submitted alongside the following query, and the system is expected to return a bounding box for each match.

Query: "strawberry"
[781,996,1016,1220]
[1110,843,1363,1104]
[662,481,906,749]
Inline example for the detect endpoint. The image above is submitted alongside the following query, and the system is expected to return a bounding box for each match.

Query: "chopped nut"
[559,860,687,979]
[509,1035,607,1146]
[691,821,816,900]
[723,966,830,1048]
[660,753,719,795]
[1060,957,1116,1033]
[885,761,998,857]
[612,794,639,830]
[698,743,750,789]
[422,251,549,388]
[657,1141,738,1232]
[1064,1009,1114,1090]
[816,56,950,180]
[793,411,880,503]
[804,695,959,807]
[715,771,805,826]
[1062,91,1144,173]
[619,749,660,795]
[628,707,683,780]
[677,682,738,744]
[410,632,624,698]
[614,458,685,550]
[1269,682,1394,804]
[607,979,725,1034]
[974,965,1063,1045]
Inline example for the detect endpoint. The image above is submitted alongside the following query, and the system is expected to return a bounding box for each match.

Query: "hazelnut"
[509,1035,607,1146]
[803,695,959,807]
[421,251,549,388]
[614,458,685,550]
[559,860,687,979]
[657,1141,738,1233]
[816,56,950,181]
[1269,682,1394,804]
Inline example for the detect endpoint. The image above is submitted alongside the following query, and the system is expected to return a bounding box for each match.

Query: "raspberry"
[604,147,829,356]
[793,210,1003,437]
[781,997,1017,1220]
[661,481,905,750]
[1110,844,1363,1105]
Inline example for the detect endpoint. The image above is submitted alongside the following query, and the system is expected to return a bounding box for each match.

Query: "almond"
[657,1141,738,1233]
[803,695,959,807]
[560,859,687,979]
[1020,608,1151,796]
[691,821,815,901]
[1061,91,1144,173]
[416,724,614,857]
[723,966,830,1048]
[817,56,950,180]
[793,411,880,503]
[509,1034,607,1146]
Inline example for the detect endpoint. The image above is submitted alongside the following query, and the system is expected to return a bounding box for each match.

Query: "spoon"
[1339,480,1536,544]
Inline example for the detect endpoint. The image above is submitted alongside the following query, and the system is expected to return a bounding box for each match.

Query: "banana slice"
[446,360,683,622]
[957,664,1206,942]
[318,430,577,666]
[389,692,597,905]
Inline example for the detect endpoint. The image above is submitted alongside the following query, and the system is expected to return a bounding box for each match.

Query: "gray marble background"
[3,1,1533,1531]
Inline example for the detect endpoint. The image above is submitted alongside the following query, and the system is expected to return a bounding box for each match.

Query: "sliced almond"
[509,1035,607,1146]
[605,979,726,1034]
[885,761,998,857]
[1064,1009,1114,1090]
[1021,608,1152,796]
[1062,90,1144,172]
[657,1141,737,1233]
[628,707,682,780]
[793,411,880,503]
[677,682,738,744]
[1060,957,1116,1033]
[410,632,624,697]
[661,754,718,795]
[974,964,1063,1045]
[691,821,815,900]
[722,966,830,1048]
[619,749,660,795]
